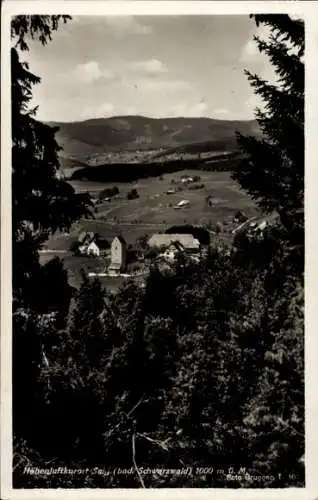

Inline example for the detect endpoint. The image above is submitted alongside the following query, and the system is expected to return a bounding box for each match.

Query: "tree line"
[70,156,239,183]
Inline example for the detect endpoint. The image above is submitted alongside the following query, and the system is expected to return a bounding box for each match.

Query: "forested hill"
[47,115,261,160]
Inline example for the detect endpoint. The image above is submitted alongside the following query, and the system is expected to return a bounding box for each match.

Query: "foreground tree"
[231,14,305,485]
[12,15,92,477]
[11,15,92,308]
[232,14,304,249]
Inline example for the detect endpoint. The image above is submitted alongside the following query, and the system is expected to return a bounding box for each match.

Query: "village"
[76,231,202,280]
[65,211,271,285]
[39,170,274,291]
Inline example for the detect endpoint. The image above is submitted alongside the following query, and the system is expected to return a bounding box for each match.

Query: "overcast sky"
[24,15,275,122]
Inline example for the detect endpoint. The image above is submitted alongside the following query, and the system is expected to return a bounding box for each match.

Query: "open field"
[71,169,257,229]
[48,169,259,249]
[43,169,259,289]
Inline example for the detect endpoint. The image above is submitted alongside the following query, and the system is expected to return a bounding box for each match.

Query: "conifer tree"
[231,15,305,485]
[11,16,92,480]
[11,15,92,306]
[232,14,304,247]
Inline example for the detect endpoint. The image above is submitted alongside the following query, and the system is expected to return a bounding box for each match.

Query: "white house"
[181,176,194,184]
[77,231,99,256]
[108,235,127,276]
[86,241,100,257]
[257,220,267,231]
[150,235,202,268]
[174,199,190,209]
[161,242,184,262]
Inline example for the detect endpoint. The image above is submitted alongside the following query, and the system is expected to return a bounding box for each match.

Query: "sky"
[23,15,275,122]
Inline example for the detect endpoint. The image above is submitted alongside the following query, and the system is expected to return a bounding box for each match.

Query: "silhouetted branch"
[132,433,146,488]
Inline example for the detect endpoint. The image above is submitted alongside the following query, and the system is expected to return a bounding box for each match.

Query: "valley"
[41,115,263,290]
[42,169,260,289]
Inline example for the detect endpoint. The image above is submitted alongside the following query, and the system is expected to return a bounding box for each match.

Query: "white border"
[0,1,314,16]
[1,2,318,500]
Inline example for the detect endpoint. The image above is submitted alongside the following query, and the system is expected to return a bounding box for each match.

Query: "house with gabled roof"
[148,233,200,252]
[174,199,190,209]
[78,231,96,255]
[108,235,127,275]
[161,241,185,262]
[86,241,100,257]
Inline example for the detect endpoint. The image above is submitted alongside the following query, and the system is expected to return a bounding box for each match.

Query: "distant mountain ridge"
[47,115,261,162]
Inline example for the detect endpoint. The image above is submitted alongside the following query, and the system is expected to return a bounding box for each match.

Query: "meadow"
[41,169,259,288]
[71,170,257,230]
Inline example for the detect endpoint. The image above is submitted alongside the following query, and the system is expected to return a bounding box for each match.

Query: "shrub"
[128,262,141,274]
[166,225,210,245]
[127,189,139,200]
[135,234,149,251]
[188,183,205,190]
[98,186,119,201]
[126,248,139,265]
[145,246,161,259]
[234,210,248,223]
[70,240,81,254]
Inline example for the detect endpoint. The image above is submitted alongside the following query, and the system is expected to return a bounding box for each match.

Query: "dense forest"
[70,155,241,183]
[11,14,304,488]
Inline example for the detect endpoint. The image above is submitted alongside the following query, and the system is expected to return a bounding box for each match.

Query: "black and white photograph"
[1,0,315,495]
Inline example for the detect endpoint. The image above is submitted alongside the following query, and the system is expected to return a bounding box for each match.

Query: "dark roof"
[96,239,110,249]
[114,234,126,245]
[78,231,95,245]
